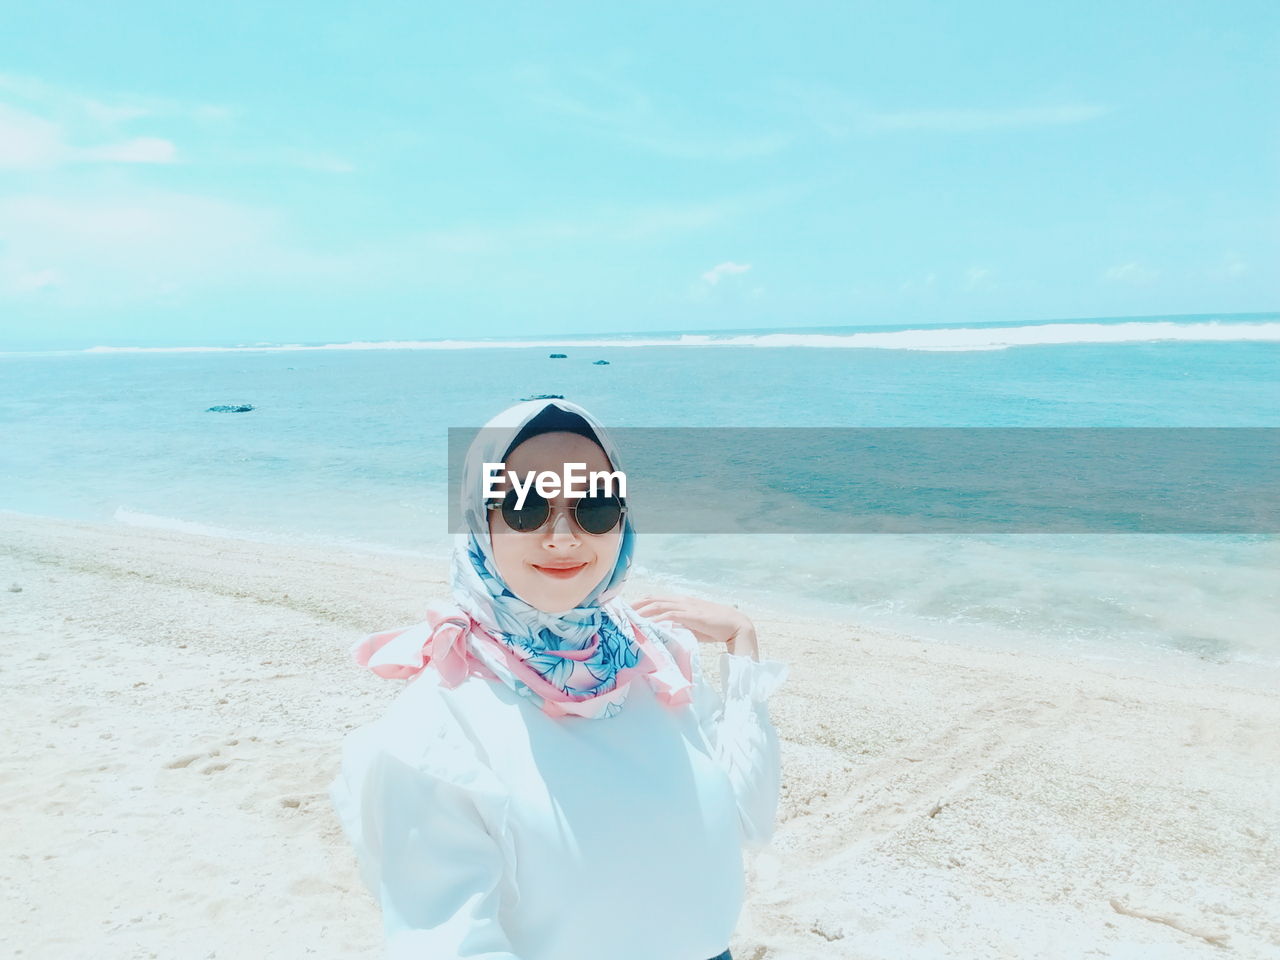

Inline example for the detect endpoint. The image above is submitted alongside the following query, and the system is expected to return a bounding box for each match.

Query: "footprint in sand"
[162,736,255,774]
[161,735,338,830]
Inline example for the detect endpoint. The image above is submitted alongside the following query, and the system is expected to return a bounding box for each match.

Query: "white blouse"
[329,623,789,960]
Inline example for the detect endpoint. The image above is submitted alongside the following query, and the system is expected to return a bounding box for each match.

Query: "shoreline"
[6,505,1273,683]
[3,512,1278,958]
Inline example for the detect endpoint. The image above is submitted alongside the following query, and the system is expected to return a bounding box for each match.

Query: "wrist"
[726,624,759,660]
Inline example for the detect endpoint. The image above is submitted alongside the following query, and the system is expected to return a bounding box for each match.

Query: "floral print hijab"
[353,398,695,719]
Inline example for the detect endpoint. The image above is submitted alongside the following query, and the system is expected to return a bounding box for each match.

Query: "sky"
[0,1,1276,348]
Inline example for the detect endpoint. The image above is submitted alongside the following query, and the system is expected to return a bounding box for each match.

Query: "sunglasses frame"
[485,488,628,535]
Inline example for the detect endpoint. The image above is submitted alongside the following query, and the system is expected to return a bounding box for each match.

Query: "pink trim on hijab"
[353,609,694,719]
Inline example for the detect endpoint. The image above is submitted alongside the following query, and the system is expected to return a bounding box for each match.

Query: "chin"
[519,574,599,613]
[533,590,590,614]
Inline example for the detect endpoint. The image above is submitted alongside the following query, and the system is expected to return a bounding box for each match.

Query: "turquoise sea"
[3,312,1277,666]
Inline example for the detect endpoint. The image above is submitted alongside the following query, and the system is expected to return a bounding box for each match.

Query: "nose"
[544,505,581,547]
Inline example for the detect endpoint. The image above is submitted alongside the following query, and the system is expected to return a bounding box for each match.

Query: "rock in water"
[520,393,565,401]
[593,359,610,365]
[206,404,255,413]
[548,353,567,359]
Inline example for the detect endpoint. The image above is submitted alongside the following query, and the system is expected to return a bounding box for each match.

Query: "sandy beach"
[2,511,1277,959]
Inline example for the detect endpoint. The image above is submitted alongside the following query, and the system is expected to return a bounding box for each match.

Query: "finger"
[632,596,668,610]
[637,605,692,627]
[637,607,683,623]
[633,598,678,614]
[642,601,689,617]
[635,594,680,607]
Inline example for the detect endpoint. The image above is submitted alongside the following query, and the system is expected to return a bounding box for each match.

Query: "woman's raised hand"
[631,593,760,659]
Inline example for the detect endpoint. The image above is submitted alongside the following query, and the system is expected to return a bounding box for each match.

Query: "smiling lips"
[532,561,589,579]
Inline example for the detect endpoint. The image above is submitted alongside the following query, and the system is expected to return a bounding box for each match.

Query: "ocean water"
[3,312,1277,666]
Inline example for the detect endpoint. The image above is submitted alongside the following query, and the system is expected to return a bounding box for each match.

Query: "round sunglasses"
[486,488,627,535]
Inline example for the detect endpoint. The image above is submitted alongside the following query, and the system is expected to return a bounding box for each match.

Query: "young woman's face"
[487,431,623,613]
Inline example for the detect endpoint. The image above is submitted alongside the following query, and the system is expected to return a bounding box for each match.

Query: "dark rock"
[206,404,255,413]
[520,393,565,401]
[592,360,610,365]
[548,353,567,359]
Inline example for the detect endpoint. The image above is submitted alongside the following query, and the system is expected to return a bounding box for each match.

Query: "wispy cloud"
[0,104,60,168]
[0,73,349,173]
[778,80,1110,138]
[1104,261,1158,284]
[701,261,752,285]
[1209,252,1249,280]
[899,272,938,294]
[402,184,802,256]
[866,104,1108,133]
[963,266,995,291]
[80,136,178,165]
[401,195,769,258]
[0,74,188,171]
[0,102,177,169]
[513,65,790,160]
[0,190,281,301]
[689,260,755,302]
[0,72,230,127]
[283,151,357,174]
[203,147,358,174]
[0,184,779,305]
[0,263,58,295]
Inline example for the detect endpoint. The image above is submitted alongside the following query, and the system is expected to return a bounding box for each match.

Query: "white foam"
[46,318,1280,354]
[109,506,442,560]
[111,506,285,542]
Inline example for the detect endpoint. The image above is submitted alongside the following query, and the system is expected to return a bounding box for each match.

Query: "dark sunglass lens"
[502,489,550,531]
[574,495,622,534]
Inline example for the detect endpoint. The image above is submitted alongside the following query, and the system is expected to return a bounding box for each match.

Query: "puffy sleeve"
[329,678,522,959]
[665,624,790,851]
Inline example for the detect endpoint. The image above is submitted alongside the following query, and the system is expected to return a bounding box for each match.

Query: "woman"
[330,398,789,960]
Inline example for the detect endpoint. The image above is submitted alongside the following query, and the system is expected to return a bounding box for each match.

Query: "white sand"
[2,512,1278,959]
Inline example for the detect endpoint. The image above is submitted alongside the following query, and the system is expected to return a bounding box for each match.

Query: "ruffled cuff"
[718,652,789,704]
